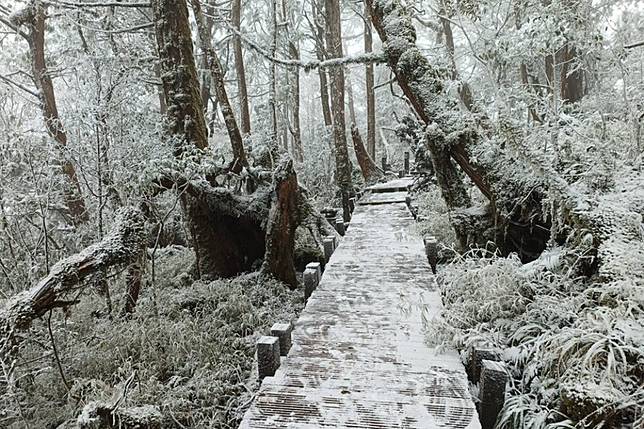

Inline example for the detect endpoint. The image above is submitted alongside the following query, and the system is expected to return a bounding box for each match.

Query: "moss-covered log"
[0,208,144,340]
[366,0,550,259]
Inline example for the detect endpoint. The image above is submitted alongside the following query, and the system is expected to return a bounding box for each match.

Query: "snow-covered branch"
[226,23,386,71]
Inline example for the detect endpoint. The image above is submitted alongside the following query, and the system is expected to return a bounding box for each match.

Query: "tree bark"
[438,3,473,110]
[152,0,209,153]
[560,45,584,103]
[15,1,89,225]
[364,7,377,159]
[311,0,332,127]
[350,123,383,183]
[191,0,248,173]
[231,0,252,135]
[289,42,304,163]
[261,158,299,288]
[0,208,144,340]
[366,0,491,200]
[269,0,279,157]
[325,0,353,221]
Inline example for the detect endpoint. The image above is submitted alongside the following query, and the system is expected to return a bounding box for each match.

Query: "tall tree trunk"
[231,0,252,135]
[345,66,357,125]
[198,14,214,116]
[364,7,377,159]
[191,0,248,173]
[438,3,473,110]
[269,0,279,158]
[289,42,304,163]
[560,45,584,103]
[311,0,332,127]
[513,4,543,124]
[325,0,353,221]
[152,0,220,277]
[21,2,88,225]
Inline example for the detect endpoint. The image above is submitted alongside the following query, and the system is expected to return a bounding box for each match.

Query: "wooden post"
[323,237,335,263]
[306,261,322,282]
[335,216,346,236]
[257,336,280,379]
[381,156,387,171]
[479,360,508,429]
[398,170,404,178]
[404,151,410,174]
[270,322,293,356]
[303,267,318,301]
[423,236,438,274]
[468,347,500,383]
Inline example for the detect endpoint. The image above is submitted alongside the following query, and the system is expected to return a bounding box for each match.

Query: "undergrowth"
[0,246,304,428]
[429,249,643,428]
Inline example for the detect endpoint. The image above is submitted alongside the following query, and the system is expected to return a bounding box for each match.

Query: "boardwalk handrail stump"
[424,235,438,274]
[479,360,508,429]
[257,336,280,379]
[270,323,293,356]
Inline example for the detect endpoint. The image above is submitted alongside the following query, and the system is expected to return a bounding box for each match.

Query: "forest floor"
[6,246,304,429]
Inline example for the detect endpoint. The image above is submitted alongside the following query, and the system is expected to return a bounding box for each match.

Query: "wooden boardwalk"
[241,178,480,429]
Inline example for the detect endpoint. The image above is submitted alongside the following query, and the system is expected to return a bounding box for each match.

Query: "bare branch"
[0,73,39,98]
[44,0,151,8]
[625,40,644,49]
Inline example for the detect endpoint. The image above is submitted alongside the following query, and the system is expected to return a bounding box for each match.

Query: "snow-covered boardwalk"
[241,179,480,428]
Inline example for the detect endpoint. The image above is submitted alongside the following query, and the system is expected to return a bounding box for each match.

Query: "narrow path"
[241,178,480,428]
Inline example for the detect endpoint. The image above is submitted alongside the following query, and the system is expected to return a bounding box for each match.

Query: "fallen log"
[366,0,549,258]
[0,208,145,343]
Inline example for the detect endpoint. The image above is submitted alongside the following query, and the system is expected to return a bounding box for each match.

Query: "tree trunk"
[366,0,552,258]
[191,0,248,173]
[366,0,491,200]
[345,67,357,125]
[289,42,304,163]
[231,0,251,135]
[364,7,377,159]
[152,0,208,153]
[350,123,383,183]
[269,0,279,158]
[560,45,584,103]
[439,3,473,110]
[311,0,332,127]
[261,158,299,288]
[325,0,353,221]
[198,14,214,115]
[19,2,89,225]
[153,0,230,278]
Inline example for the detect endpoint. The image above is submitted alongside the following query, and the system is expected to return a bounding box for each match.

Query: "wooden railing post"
[303,267,319,301]
[306,262,322,282]
[270,322,293,356]
[323,237,335,263]
[257,336,280,379]
[479,360,508,429]
[423,236,438,274]
[404,151,410,175]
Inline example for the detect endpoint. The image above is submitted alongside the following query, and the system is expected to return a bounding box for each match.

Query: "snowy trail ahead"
[241,178,480,428]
